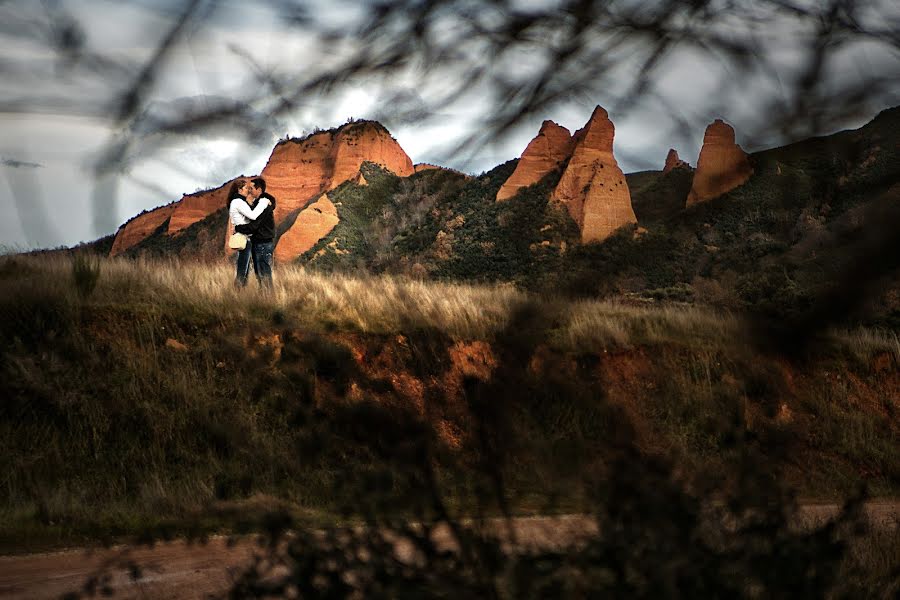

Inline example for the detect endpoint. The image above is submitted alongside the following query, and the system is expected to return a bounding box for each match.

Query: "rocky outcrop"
[109,204,177,257]
[328,122,414,187]
[551,106,636,243]
[663,149,691,173]
[496,121,574,201]
[686,119,752,205]
[263,121,413,226]
[352,170,368,186]
[169,179,240,234]
[273,194,339,262]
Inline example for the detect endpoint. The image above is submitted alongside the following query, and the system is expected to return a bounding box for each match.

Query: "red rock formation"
[687,119,752,205]
[551,106,636,243]
[261,131,334,225]
[663,149,690,173]
[273,194,339,262]
[497,121,574,201]
[328,122,414,187]
[169,179,241,235]
[263,121,413,226]
[108,120,415,262]
[109,204,176,257]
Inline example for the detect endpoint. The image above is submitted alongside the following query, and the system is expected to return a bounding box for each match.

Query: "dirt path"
[0,506,896,600]
[0,536,253,600]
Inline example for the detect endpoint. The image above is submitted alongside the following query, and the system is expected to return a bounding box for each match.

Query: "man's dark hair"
[251,177,266,194]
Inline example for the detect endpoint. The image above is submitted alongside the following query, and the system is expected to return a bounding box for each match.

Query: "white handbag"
[228,233,248,250]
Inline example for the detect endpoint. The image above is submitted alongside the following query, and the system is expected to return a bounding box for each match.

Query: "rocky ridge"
[109,204,178,257]
[111,178,250,257]
[263,122,414,226]
[107,107,824,263]
[264,122,413,261]
[168,180,241,235]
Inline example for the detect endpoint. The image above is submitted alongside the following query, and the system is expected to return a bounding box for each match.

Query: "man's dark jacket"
[235,192,276,242]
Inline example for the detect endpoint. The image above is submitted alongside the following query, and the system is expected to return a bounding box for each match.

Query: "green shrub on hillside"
[301,162,405,271]
[300,160,582,286]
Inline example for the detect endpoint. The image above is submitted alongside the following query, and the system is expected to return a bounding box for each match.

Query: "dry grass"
[558,299,745,351]
[830,327,900,365]
[3,254,895,358]
[8,255,523,338]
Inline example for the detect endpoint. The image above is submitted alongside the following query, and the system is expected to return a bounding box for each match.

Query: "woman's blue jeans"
[235,244,253,287]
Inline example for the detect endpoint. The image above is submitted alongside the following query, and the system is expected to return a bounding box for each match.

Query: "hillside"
[291,107,899,327]
[1,255,898,554]
[565,105,900,321]
[301,160,578,283]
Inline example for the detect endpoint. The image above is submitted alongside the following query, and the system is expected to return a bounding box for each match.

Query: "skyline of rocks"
[109,110,758,259]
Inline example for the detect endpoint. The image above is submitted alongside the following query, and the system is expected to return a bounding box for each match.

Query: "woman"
[228,179,271,287]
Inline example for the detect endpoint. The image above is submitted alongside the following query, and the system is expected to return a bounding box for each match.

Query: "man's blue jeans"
[235,244,253,287]
[251,240,274,288]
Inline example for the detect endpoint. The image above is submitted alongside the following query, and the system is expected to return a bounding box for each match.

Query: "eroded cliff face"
[169,180,238,234]
[551,106,636,243]
[110,177,250,257]
[273,194,339,262]
[496,121,574,201]
[109,204,177,257]
[686,119,752,205]
[264,121,414,227]
[261,131,333,225]
[328,123,414,190]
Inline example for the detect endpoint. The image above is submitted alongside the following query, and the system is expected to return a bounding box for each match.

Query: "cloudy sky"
[1,0,898,251]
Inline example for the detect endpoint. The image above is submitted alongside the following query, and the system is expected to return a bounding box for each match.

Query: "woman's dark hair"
[226,179,246,207]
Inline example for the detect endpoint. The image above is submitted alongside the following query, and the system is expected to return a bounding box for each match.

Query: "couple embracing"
[228,177,276,288]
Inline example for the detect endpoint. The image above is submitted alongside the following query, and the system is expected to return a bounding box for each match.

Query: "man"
[235,177,276,289]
